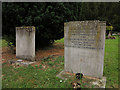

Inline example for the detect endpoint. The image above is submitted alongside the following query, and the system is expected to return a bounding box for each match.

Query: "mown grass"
[2,36,119,88]
[2,56,72,88]
[104,35,118,88]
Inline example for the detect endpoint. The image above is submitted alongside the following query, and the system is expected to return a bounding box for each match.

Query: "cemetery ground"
[1,35,119,88]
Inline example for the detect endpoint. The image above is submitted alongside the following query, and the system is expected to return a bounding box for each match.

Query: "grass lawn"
[2,36,119,88]
[104,35,118,88]
[2,56,72,88]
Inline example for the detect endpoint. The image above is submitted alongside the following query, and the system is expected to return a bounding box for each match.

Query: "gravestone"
[16,26,35,61]
[64,20,106,78]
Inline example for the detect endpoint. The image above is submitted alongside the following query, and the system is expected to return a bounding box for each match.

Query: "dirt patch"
[2,47,17,63]
[2,43,64,66]
[35,45,64,60]
[106,36,116,39]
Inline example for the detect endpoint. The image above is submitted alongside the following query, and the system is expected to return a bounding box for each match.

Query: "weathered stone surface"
[9,60,16,64]
[56,70,74,80]
[57,70,106,88]
[91,77,106,88]
[64,20,106,78]
[17,59,23,62]
[15,59,35,66]
[16,26,35,61]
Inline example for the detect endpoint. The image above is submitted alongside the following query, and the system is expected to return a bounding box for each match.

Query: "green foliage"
[41,56,51,62]
[55,38,64,43]
[7,41,15,54]
[106,26,113,31]
[35,65,38,68]
[2,2,120,48]
[0,39,8,47]
[39,64,42,69]
[2,2,68,48]
[47,61,54,66]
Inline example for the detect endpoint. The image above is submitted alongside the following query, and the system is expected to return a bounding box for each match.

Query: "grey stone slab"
[16,26,35,61]
[64,20,106,78]
[56,70,71,80]
[8,60,16,64]
[17,59,23,62]
[15,60,35,66]
[57,70,106,88]
[91,77,106,88]
[20,62,30,66]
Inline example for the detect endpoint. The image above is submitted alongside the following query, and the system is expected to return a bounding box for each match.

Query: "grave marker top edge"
[64,20,106,27]
[16,26,35,31]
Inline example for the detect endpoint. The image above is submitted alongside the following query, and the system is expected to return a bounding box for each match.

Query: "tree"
[2,2,69,49]
[2,2,120,49]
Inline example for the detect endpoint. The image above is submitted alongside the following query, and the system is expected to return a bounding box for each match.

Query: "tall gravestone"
[16,26,35,61]
[64,20,106,78]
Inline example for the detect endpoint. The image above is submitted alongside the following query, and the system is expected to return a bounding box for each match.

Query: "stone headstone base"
[56,70,106,88]
[8,59,35,66]
[16,56,35,61]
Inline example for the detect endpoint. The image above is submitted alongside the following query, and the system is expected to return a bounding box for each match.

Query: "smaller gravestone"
[16,26,35,61]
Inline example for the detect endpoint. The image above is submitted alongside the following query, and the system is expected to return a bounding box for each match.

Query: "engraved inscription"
[65,21,103,49]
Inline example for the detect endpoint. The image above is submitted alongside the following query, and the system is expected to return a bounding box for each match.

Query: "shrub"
[2,2,68,49]
[2,2,120,49]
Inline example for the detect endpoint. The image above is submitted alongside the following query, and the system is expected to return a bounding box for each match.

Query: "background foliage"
[2,2,120,48]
